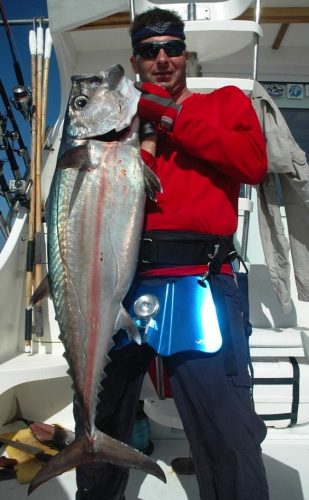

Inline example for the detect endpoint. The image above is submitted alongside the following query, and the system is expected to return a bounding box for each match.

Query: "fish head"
[64,64,140,142]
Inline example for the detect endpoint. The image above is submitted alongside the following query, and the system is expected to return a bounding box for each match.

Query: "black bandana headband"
[131,21,185,48]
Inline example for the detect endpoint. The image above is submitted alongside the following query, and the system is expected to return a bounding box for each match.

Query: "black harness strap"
[138,230,240,377]
[254,357,300,426]
[139,230,235,270]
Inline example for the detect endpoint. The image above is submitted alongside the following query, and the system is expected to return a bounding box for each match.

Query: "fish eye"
[74,95,88,110]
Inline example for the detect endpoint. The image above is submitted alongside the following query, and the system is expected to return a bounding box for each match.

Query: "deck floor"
[0,435,309,499]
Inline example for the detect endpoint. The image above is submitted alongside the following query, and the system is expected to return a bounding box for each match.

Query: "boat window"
[281,108,309,161]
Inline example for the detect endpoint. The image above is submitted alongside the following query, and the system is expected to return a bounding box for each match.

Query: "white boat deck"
[0,353,68,395]
[1,431,309,500]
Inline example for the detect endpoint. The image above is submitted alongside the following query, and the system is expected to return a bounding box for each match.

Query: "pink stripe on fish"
[84,147,113,424]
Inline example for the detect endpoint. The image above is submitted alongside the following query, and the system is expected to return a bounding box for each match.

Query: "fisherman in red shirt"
[75,7,270,500]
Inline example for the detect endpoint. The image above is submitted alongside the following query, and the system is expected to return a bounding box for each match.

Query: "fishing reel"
[0,131,8,150]
[8,179,30,209]
[11,85,32,122]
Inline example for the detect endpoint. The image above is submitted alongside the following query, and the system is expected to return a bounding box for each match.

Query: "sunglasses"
[133,40,186,59]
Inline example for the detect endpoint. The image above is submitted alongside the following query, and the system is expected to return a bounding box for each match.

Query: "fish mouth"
[90,127,130,142]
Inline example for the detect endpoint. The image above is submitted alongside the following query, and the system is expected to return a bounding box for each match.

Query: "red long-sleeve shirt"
[140,85,267,277]
[142,85,267,235]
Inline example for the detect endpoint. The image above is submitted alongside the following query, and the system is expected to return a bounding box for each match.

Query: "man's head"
[130,8,188,99]
[130,7,185,47]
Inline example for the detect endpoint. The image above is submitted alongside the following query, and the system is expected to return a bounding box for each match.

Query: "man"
[75,7,270,500]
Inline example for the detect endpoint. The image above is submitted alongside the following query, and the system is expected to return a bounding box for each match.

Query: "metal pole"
[129,0,136,23]
[252,0,261,81]
[240,0,261,261]
[0,18,49,26]
[187,3,197,21]
[129,0,141,83]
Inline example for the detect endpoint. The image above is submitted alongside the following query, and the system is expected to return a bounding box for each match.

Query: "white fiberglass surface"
[1,436,309,499]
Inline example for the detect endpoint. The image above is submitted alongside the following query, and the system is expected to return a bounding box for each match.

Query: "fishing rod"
[0,210,9,239]
[24,26,37,349]
[0,110,21,180]
[41,27,52,147]
[24,21,53,347]
[0,159,12,207]
[32,23,45,339]
[0,79,30,173]
[0,101,31,223]
[0,1,34,123]
[0,5,49,346]
[0,154,29,219]
[0,0,24,86]
[240,0,261,262]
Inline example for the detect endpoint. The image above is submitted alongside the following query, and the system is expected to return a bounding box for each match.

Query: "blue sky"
[1,0,59,128]
[1,1,49,87]
[0,0,59,247]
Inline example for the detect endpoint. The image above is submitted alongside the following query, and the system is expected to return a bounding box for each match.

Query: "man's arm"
[172,85,268,184]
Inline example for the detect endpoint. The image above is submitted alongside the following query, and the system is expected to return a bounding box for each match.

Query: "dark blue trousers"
[74,274,269,500]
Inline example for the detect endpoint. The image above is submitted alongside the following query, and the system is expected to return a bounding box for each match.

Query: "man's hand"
[135,82,181,132]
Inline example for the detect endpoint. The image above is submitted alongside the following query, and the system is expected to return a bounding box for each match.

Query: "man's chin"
[153,74,172,85]
[153,80,172,91]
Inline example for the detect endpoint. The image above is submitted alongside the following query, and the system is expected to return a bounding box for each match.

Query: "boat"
[0,0,309,498]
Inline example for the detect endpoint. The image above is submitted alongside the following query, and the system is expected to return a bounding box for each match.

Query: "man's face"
[130,36,188,97]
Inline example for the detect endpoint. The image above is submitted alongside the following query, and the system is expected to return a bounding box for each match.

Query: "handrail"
[0,18,49,26]
[241,0,260,261]
[134,0,254,21]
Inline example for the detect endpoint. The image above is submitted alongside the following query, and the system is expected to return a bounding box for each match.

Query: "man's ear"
[130,55,138,74]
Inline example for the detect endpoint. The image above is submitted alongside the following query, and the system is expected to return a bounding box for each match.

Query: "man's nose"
[156,48,169,61]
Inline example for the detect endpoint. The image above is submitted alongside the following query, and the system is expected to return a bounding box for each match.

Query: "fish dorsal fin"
[143,163,162,202]
[29,274,50,307]
[116,305,141,345]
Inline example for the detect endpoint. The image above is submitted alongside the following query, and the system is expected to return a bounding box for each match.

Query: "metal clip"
[141,237,152,264]
[197,266,210,288]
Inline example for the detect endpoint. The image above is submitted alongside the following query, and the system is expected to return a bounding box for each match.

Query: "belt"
[139,231,236,270]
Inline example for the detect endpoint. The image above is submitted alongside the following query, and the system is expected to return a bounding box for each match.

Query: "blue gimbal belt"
[114,231,238,357]
[115,274,222,356]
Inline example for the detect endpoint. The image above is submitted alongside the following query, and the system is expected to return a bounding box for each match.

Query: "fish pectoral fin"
[29,275,50,308]
[143,163,162,202]
[116,305,141,345]
[68,168,88,216]
[28,430,166,495]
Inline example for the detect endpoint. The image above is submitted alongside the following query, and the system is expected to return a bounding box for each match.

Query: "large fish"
[29,64,164,494]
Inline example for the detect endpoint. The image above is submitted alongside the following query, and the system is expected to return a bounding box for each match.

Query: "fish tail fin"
[28,430,166,495]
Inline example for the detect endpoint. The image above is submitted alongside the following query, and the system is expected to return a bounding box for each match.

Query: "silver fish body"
[29,65,164,493]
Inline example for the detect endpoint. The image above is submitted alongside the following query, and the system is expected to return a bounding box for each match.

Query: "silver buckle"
[141,237,153,264]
